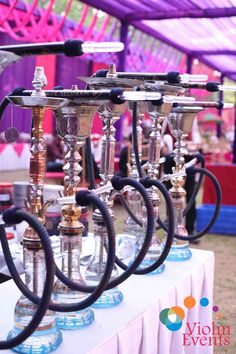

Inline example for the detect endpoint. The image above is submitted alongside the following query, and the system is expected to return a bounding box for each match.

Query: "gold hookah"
[6,66,68,353]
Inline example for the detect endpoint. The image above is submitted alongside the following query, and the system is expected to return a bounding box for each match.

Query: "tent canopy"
[80,0,236,80]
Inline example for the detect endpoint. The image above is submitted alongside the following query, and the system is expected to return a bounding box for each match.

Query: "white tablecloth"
[0,249,214,354]
[0,143,30,171]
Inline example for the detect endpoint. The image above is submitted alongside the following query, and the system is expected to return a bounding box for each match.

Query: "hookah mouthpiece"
[218,85,236,92]
[180,74,208,82]
[0,40,124,57]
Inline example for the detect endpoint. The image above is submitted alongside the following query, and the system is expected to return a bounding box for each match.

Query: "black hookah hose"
[183,153,205,216]
[158,167,222,241]
[114,177,175,274]
[0,87,29,122]
[1,192,116,312]
[85,136,97,190]
[0,208,55,350]
[56,176,155,292]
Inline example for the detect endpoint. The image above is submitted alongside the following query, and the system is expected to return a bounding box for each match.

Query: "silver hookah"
[83,65,128,307]
[131,83,181,273]
[166,105,203,261]
[52,90,101,328]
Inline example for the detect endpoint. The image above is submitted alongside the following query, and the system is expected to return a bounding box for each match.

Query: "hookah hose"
[0,192,116,312]
[85,136,97,190]
[0,87,29,122]
[56,176,155,292]
[0,208,55,350]
[183,153,205,216]
[114,177,174,274]
[158,167,222,241]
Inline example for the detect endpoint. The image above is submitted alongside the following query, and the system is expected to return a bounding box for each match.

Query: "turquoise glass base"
[8,326,62,354]
[92,288,124,308]
[138,260,166,275]
[56,308,94,330]
[166,244,192,261]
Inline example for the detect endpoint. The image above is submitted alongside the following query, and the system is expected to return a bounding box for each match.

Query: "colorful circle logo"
[159,296,217,331]
[160,306,185,331]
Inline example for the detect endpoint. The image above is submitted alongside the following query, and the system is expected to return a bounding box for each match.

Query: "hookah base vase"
[92,288,124,308]
[166,243,192,261]
[7,326,62,354]
[56,308,95,330]
[137,260,166,275]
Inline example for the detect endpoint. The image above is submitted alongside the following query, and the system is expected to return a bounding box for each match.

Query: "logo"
[159,296,230,347]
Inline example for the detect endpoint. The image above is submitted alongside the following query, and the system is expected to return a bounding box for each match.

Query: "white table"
[0,143,30,171]
[0,249,214,354]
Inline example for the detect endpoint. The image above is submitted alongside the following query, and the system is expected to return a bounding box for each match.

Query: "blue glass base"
[8,326,62,354]
[56,308,94,330]
[92,288,124,308]
[137,260,166,275]
[166,244,192,261]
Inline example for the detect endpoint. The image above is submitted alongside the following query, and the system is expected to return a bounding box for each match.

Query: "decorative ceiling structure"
[79,0,236,81]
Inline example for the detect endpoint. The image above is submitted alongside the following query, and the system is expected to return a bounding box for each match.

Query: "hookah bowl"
[53,101,99,329]
[166,106,203,261]
[6,92,67,353]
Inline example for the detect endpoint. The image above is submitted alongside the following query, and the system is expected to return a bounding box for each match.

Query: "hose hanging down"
[0,209,55,349]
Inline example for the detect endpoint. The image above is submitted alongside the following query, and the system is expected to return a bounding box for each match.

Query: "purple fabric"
[0,33,36,134]
[80,0,236,80]
[55,55,90,89]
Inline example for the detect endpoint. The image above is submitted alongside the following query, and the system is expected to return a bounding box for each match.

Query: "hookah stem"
[28,106,46,295]
[117,101,143,227]
[132,101,143,178]
[30,106,46,216]
[33,252,39,294]
[147,109,162,179]
[63,139,82,279]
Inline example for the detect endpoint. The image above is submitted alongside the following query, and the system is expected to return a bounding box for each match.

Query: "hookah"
[165,105,204,260]
[80,66,165,305]
[4,67,67,352]
[82,66,176,279]
[155,103,223,260]
[159,100,233,245]
[50,87,129,327]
